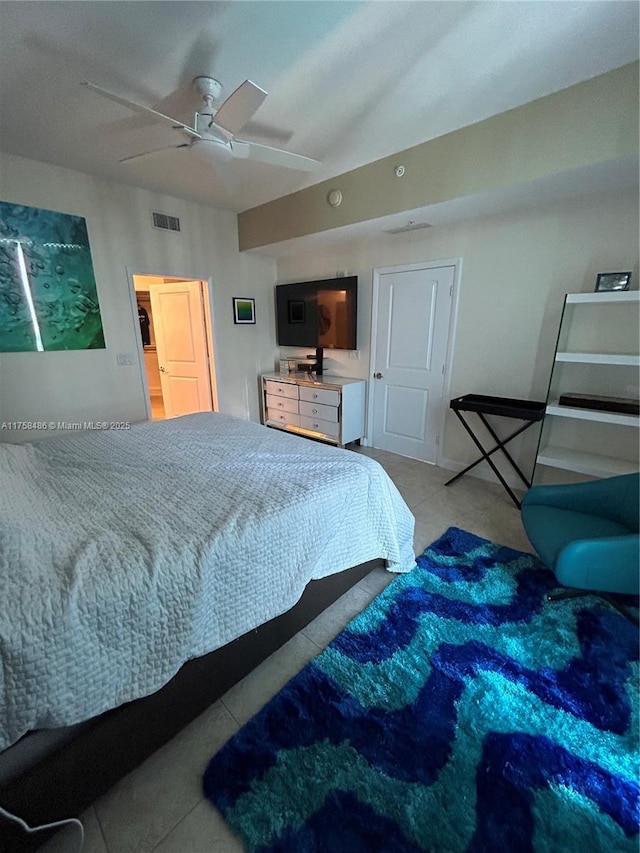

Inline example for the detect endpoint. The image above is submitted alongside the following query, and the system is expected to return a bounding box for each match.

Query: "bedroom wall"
[274,190,640,483]
[0,152,278,440]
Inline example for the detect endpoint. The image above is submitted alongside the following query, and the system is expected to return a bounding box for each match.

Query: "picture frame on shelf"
[595,271,632,292]
[232,297,255,324]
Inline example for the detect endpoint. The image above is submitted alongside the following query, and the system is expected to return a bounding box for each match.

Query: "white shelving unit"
[554,353,639,366]
[534,290,639,483]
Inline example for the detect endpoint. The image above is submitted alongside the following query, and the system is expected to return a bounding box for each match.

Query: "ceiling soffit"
[237,63,639,251]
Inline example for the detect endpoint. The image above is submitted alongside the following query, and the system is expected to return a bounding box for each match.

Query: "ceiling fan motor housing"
[193,76,223,104]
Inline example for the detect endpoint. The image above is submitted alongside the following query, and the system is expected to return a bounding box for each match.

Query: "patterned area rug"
[203,527,639,851]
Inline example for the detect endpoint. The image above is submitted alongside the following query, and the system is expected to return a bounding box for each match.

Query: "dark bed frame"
[0,560,379,853]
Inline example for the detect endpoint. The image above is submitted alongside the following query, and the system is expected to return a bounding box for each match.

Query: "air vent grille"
[384,221,431,235]
[152,211,181,233]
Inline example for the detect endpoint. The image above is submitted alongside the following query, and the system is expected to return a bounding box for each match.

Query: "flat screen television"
[276,276,357,351]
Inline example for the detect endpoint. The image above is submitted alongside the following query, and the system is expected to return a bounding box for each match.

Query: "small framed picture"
[233,297,255,324]
[595,271,632,292]
[288,300,306,324]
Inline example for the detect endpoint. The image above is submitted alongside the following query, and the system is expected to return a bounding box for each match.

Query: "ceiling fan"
[80,76,320,173]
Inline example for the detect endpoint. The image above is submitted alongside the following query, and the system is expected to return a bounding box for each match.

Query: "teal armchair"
[521,473,639,616]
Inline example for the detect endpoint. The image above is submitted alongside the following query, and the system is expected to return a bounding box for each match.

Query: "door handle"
[373,372,384,379]
[159,366,166,373]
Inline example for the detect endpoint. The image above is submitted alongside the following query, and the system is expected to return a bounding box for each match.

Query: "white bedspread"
[0,413,415,750]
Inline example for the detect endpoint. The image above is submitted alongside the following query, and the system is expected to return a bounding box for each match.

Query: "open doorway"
[132,273,218,420]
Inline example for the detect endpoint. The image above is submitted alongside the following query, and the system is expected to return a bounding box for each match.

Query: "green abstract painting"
[0,201,105,352]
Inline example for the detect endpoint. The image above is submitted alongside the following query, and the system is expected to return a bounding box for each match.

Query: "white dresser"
[261,372,366,447]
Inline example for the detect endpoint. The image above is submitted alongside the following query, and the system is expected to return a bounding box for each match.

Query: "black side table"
[445,394,545,508]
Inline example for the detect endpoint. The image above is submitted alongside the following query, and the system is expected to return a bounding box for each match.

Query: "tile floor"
[150,395,165,421]
[76,448,533,853]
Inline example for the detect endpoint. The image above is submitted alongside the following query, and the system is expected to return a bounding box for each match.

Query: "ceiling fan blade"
[81,81,201,138]
[240,120,293,145]
[232,140,320,172]
[119,144,189,164]
[212,80,267,135]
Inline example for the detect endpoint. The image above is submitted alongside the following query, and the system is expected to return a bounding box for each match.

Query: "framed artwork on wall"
[0,200,105,352]
[233,297,255,324]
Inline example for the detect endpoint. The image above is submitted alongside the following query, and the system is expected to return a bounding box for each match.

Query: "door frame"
[126,267,219,420]
[366,257,462,465]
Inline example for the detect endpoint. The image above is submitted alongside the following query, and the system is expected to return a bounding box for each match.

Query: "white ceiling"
[0,1,638,217]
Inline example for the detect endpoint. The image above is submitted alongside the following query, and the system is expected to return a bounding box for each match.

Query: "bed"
[0,413,415,849]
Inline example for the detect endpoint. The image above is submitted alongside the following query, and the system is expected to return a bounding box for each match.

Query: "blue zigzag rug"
[203,527,639,852]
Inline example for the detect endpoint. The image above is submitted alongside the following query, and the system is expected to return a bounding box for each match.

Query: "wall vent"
[384,221,431,235]
[151,211,181,233]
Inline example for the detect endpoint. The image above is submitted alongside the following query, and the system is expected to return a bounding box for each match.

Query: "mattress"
[0,413,415,751]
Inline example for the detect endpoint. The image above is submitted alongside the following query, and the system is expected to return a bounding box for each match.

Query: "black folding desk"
[445,394,545,508]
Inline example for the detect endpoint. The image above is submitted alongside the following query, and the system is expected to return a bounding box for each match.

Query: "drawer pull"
[313,393,318,399]
[278,402,284,407]
[312,408,318,414]
[313,423,319,428]
[277,388,284,394]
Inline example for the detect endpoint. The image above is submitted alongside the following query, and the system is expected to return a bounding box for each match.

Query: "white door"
[150,281,213,418]
[370,263,455,462]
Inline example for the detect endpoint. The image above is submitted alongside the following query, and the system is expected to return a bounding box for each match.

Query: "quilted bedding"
[0,413,415,751]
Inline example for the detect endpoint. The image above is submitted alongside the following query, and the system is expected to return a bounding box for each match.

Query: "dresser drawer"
[266,394,299,415]
[299,386,340,407]
[267,410,300,427]
[299,399,338,423]
[265,380,299,400]
[299,414,340,438]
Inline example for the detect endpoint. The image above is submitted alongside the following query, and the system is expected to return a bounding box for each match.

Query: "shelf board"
[555,352,639,365]
[546,403,640,427]
[536,446,639,478]
[565,291,639,305]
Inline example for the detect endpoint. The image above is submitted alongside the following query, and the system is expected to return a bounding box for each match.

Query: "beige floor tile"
[151,801,244,853]
[377,459,504,518]
[353,445,395,465]
[465,501,535,554]
[94,701,239,853]
[356,565,397,597]
[219,632,320,727]
[150,395,165,421]
[425,477,503,515]
[300,583,375,650]
[78,807,108,853]
[383,459,451,489]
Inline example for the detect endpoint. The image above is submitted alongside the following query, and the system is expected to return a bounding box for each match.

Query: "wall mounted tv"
[276,276,357,350]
